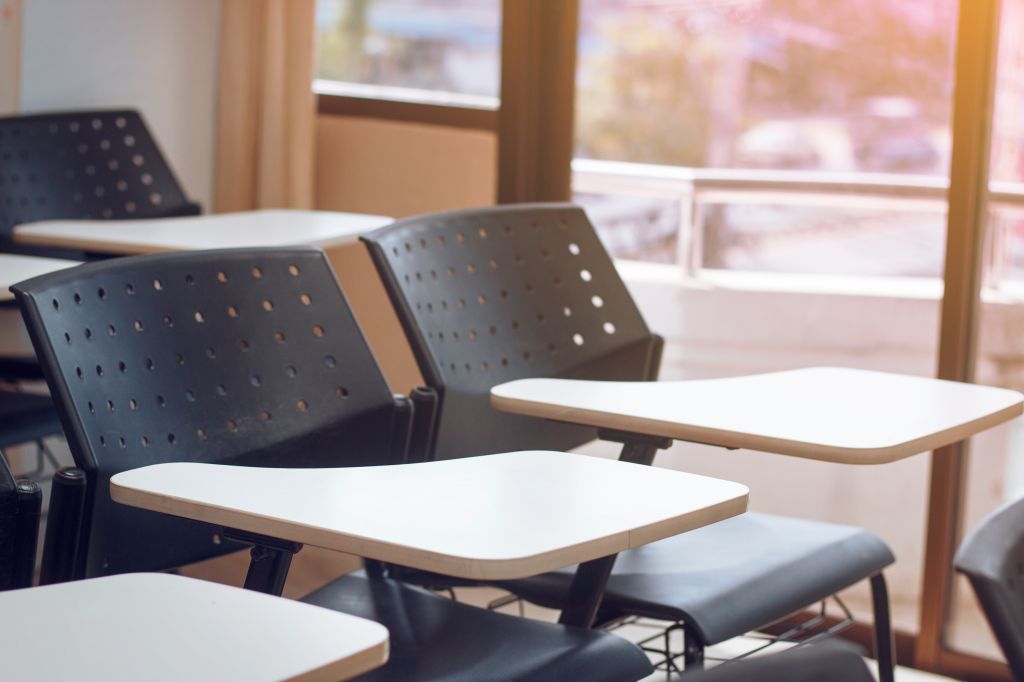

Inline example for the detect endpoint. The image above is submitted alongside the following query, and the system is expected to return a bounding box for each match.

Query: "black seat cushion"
[685,640,873,682]
[497,512,894,645]
[0,389,61,450]
[302,572,654,682]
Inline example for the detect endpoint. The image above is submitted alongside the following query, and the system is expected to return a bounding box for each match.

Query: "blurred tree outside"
[574,0,957,172]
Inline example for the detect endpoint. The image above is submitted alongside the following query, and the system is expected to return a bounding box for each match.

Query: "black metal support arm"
[222,528,303,597]
[558,553,619,629]
[597,428,673,466]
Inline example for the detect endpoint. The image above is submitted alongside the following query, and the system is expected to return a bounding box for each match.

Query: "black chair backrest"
[0,454,41,590]
[362,203,662,459]
[955,496,1024,678]
[13,247,406,578]
[0,109,199,242]
[685,641,874,682]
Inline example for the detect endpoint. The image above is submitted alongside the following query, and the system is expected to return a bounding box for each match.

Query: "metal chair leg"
[870,572,896,682]
[683,623,705,672]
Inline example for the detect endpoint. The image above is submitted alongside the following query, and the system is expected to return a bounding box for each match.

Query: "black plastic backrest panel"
[363,203,660,458]
[0,455,16,589]
[0,109,198,239]
[955,497,1024,679]
[13,247,401,577]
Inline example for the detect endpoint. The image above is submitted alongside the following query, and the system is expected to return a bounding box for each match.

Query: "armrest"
[11,479,41,589]
[491,367,1024,465]
[111,452,747,581]
[39,468,88,585]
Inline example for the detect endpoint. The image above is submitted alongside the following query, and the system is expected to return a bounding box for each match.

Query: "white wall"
[19,0,221,208]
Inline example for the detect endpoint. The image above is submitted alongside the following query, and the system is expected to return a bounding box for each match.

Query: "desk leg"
[554,434,664,629]
[557,554,618,629]
[244,545,297,596]
[597,428,672,467]
[224,528,303,596]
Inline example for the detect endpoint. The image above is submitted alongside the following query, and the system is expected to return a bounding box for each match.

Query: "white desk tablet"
[12,209,392,254]
[0,253,79,301]
[491,367,1024,465]
[0,573,388,682]
[112,451,748,581]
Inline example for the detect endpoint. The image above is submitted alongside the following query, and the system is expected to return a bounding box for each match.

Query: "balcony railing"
[572,158,1024,290]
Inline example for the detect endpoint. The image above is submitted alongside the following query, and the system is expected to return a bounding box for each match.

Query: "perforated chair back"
[13,247,405,578]
[955,496,1024,678]
[0,109,198,242]
[362,203,661,458]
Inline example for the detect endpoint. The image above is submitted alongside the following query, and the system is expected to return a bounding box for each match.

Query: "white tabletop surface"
[12,209,392,254]
[0,253,80,301]
[0,573,388,682]
[490,367,1024,465]
[111,451,748,580]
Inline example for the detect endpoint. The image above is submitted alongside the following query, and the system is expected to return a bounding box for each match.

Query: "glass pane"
[573,0,959,637]
[576,1,956,173]
[315,0,501,99]
[990,0,1024,184]
[574,0,958,269]
[700,201,947,276]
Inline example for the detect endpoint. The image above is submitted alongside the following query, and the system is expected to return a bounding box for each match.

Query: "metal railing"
[572,158,1024,289]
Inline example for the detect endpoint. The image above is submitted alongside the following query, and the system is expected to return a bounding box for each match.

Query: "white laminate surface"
[12,209,392,254]
[111,451,748,580]
[490,367,1024,465]
[0,253,80,301]
[0,573,389,682]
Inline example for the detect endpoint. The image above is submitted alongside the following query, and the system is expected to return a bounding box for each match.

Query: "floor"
[453,586,955,681]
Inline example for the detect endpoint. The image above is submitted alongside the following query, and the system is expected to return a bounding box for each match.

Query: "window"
[573,0,963,277]
[315,0,500,107]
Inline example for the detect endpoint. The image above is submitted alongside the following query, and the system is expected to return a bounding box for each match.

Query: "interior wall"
[18,0,220,209]
[316,115,497,218]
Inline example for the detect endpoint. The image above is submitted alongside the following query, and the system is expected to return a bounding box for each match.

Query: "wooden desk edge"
[13,221,368,254]
[311,637,389,682]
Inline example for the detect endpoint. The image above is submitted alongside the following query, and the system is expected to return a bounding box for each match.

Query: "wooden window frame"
[316,90,497,132]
